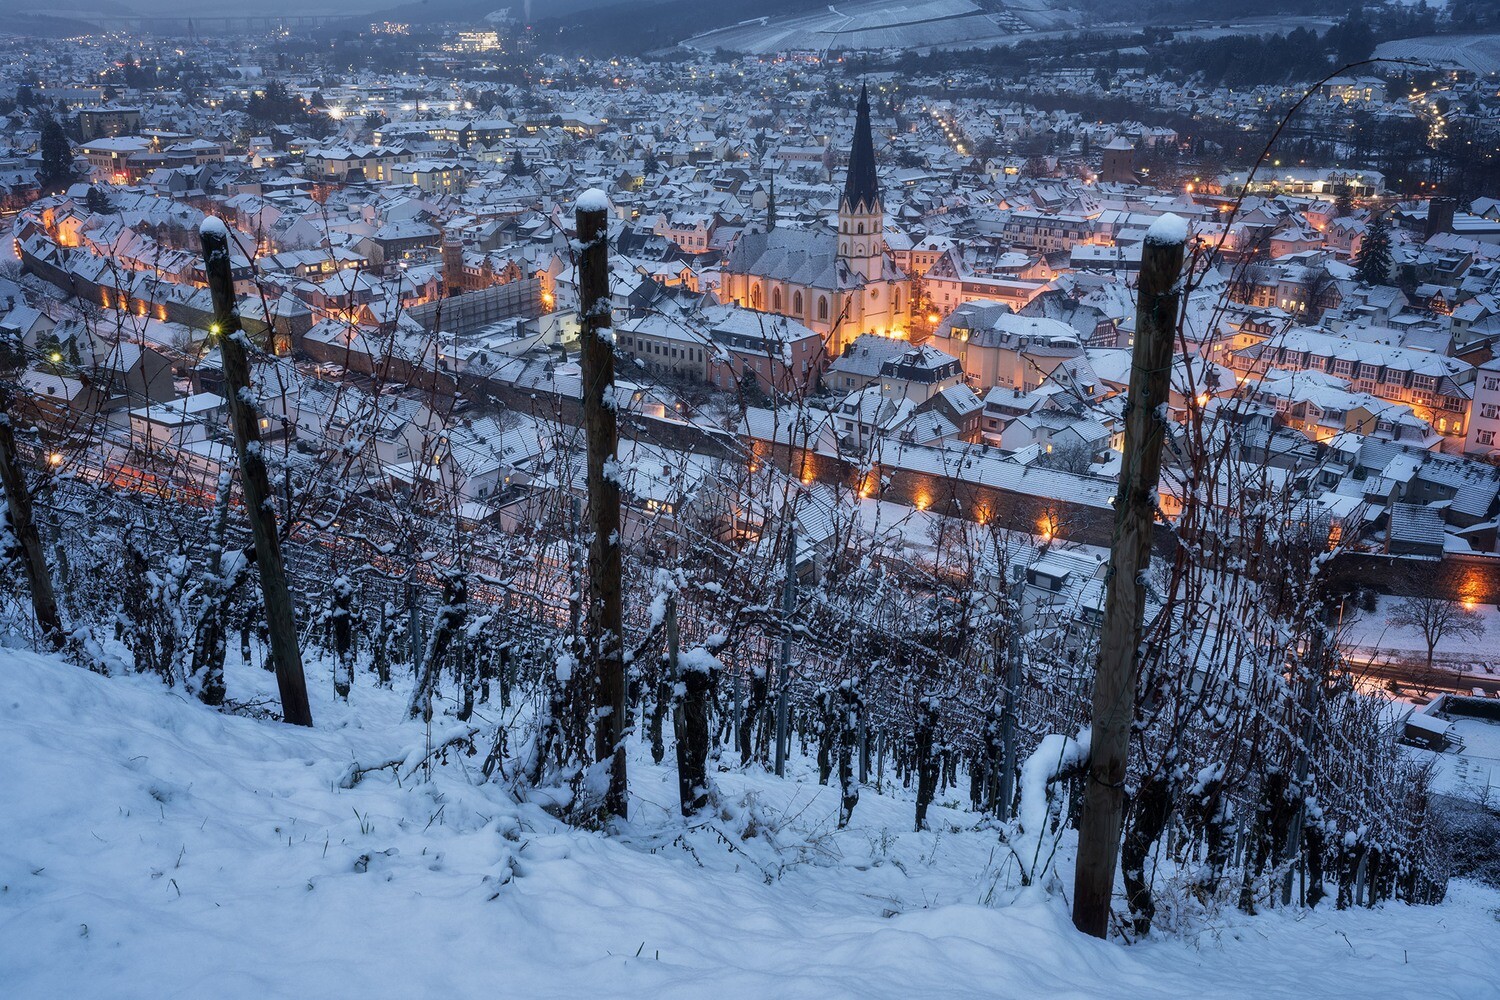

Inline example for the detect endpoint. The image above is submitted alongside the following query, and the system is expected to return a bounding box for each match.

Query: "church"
[720,85,912,358]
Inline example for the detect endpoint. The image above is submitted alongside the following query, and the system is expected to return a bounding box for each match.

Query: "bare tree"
[1036,440,1096,476]
[1386,596,1485,672]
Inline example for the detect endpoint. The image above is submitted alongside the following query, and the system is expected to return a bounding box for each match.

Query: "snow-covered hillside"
[2,650,1496,999]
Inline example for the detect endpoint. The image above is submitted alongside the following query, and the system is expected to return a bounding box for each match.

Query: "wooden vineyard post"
[1072,215,1186,937]
[576,190,627,820]
[199,217,312,727]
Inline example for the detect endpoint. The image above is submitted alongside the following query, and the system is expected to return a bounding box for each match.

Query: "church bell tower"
[442,227,464,297]
[838,85,884,284]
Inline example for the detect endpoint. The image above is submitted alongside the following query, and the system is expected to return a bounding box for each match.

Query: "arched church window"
[772,287,782,312]
[750,284,762,310]
[792,291,803,314]
[817,297,829,321]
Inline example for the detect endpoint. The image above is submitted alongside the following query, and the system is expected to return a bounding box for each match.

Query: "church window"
[817,297,829,321]
[772,288,782,311]
[792,291,803,314]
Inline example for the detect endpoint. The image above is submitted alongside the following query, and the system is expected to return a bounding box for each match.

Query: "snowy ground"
[1372,34,1500,77]
[1342,594,1500,670]
[3,650,1498,999]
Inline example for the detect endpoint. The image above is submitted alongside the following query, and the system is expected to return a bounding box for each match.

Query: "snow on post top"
[199,215,228,238]
[576,188,611,213]
[1145,212,1188,245]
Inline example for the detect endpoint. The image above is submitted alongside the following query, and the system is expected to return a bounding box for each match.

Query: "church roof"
[724,228,848,291]
[841,84,880,216]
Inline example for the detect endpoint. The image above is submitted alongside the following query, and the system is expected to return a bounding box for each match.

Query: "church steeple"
[767,172,777,232]
[841,84,880,216]
[838,83,884,283]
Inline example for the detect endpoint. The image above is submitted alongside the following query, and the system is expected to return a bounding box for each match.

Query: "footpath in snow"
[2,649,1497,1000]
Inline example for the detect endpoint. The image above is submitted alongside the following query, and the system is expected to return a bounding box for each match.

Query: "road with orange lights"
[1346,648,1500,700]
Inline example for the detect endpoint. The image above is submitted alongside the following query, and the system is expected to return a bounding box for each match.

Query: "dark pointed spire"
[841,83,880,215]
[767,172,777,232]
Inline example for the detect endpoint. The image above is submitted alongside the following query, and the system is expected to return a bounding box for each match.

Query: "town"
[2,3,1500,994]
[6,17,1500,628]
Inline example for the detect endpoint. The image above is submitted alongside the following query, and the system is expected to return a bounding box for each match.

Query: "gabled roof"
[827,333,912,378]
[879,344,961,381]
[937,383,983,416]
[1388,502,1445,549]
[1413,454,1500,519]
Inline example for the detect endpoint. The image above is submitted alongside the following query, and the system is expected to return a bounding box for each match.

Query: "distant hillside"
[684,0,1083,56]
[368,0,684,26]
[8,0,131,11]
[9,0,373,13]
[531,0,841,55]
[5,11,117,37]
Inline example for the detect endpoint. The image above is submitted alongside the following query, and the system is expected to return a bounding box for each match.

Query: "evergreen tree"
[509,148,530,176]
[85,186,113,215]
[1356,212,1392,286]
[38,115,73,190]
[1327,11,1376,65]
[1333,185,1354,219]
[245,80,304,124]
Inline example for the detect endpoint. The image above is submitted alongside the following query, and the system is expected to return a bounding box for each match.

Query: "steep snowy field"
[2,649,1497,999]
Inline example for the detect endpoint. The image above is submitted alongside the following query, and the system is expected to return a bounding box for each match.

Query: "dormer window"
[1027,566,1068,591]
